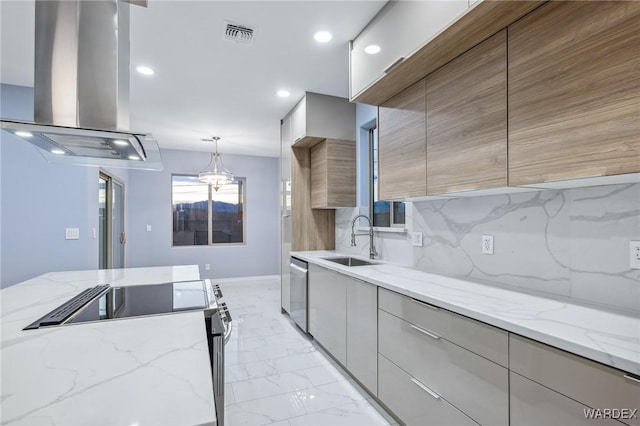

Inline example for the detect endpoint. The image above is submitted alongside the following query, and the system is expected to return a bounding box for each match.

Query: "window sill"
[356,226,406,234]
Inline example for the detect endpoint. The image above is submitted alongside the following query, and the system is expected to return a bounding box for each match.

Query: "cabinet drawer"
[379,310,508,426]
[510,335,640,426]
[378,354,477,426]
[510,372,622,426]
[379,287,508,366]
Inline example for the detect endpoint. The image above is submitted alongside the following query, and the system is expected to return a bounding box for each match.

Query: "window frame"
[171,174,247,247]
[368,127,405,229]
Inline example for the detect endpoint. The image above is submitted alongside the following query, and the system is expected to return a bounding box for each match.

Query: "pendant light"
[199,136,234,191]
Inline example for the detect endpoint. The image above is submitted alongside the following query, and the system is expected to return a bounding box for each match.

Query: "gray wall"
[125,149,280,279]
[1,84,100,287]
[337,102,640,314]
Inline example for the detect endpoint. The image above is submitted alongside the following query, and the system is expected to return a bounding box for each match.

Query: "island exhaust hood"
[0,0,163,170]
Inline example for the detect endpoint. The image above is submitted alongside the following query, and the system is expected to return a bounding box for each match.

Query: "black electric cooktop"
[25,280,212,329]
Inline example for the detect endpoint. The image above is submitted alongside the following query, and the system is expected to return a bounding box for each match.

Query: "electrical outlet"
[205,263,210,271]
[630,241,640,270]
[482,235,494,255]
[412,232,423,247]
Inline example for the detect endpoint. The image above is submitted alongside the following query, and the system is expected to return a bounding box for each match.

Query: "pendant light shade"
[199,137,233,191]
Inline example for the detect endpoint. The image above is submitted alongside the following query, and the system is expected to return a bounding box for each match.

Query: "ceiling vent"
[224,21,255,45]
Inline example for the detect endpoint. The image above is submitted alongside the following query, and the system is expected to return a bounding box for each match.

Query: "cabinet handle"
[410,377,440,400]
[410,324,440,340]
[289,263,308,274]
[411,298,439,311]
[282,214,291,218]
[444,187,477,194]
[383,57,405,74]
[624,374,640,385]
[543,173,604,183]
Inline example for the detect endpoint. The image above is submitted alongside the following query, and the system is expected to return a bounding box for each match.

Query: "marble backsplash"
[335,183,640,314]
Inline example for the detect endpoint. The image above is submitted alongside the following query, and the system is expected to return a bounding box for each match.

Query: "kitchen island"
[0,266,216,426]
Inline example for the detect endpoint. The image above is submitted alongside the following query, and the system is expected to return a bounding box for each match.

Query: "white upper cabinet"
[350,0,468,100]
[286,92,356,148]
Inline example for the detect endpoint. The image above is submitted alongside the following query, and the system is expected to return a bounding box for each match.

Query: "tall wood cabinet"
[283,93,356,252]
[426,29,507,195]
[378,79,427,200]
[508,1,640,187]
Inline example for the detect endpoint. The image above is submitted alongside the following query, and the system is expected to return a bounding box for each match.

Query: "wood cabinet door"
[378,79,427,200]
[508,1,640,186]
[310,139,356,209]
[426,29,507,195]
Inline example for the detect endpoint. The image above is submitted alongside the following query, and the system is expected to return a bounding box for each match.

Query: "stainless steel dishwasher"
[289,257,308,332]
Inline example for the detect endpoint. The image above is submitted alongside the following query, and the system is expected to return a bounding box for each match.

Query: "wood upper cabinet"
[378,79,427,200]
[426,29,507,195]
[508,1,640,186]
[310,139,356,209]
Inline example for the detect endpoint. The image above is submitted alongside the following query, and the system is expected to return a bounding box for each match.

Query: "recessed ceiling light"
[277,90,290,98]
[51,149,65,155]
[136,66,154,76]
[113,139,129,146]
[128,155,140,160]
[314,31,332,43]
[15,131,33,138]
[364,45,381,55]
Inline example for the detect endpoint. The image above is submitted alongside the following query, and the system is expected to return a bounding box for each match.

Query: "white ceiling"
[0,0,385,157]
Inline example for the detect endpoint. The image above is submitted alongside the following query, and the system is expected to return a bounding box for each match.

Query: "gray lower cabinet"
[510,372,621,426]
[510,335,640,426]
[379,287,508,367]
[378,309,509,426]
[378,354,478,426]
[306,264,637,426]
[308,264,347,365]
[346,276,377,395]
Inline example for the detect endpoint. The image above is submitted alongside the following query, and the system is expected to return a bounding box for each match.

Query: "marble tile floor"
[218,277,397,426]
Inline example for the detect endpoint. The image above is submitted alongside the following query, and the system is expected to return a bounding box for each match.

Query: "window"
[370,127,405,228]
[172,175,245,246]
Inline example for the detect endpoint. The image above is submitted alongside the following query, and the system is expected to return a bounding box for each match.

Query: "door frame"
[99,170,126,269]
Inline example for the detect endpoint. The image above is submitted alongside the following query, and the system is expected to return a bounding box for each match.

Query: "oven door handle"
[223,319,233,344]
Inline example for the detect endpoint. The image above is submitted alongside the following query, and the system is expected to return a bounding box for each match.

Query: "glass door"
[112,181,125,268]
[99,172,125,269]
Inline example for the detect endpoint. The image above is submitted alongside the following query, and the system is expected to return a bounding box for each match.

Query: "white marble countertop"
[1,265,216,426]
[292,250,640,375]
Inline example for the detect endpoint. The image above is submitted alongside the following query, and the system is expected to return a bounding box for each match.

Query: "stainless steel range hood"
[0,0,162,170]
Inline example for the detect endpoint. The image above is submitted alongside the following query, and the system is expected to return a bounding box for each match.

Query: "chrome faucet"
[350,214,378,259]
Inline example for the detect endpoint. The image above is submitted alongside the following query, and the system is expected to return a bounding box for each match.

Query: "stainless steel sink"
[324,257,378,267]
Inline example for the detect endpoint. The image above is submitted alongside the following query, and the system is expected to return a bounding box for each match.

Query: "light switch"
[411,232,423,247]
[65,228,80,240]
[146,225,152,232]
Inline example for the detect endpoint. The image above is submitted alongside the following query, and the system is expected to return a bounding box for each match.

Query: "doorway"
[99,172,125,269]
